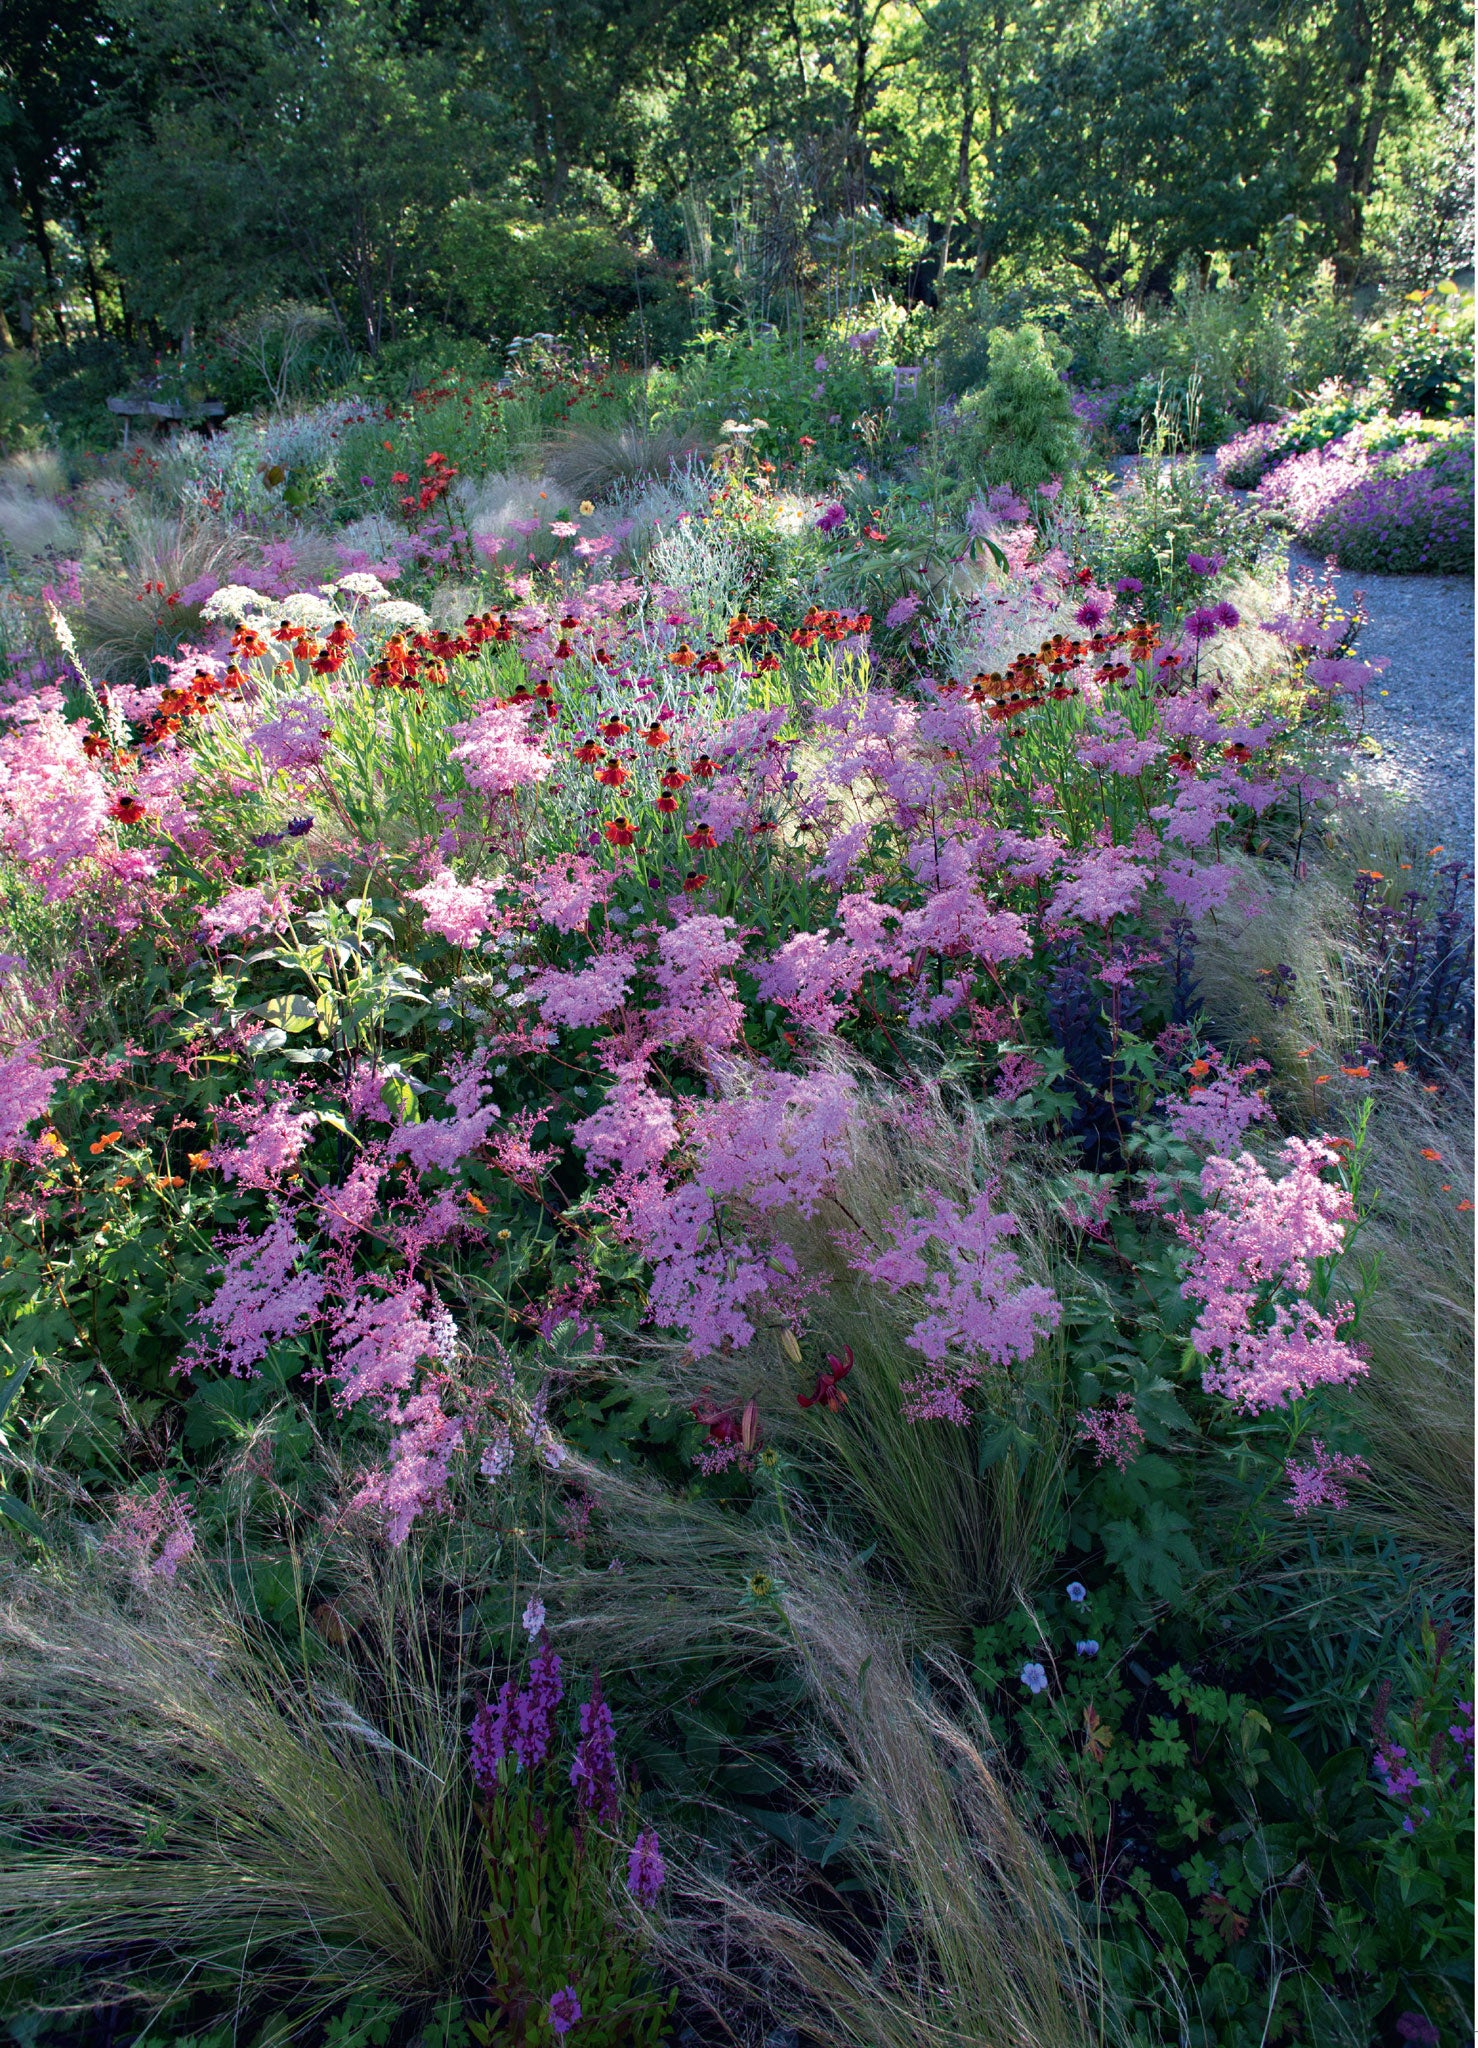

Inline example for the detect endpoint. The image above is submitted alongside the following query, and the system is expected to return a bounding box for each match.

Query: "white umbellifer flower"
[332,572,392,602]
[366,599,431,635]
[202,584,277,624]
[278,593,341,632]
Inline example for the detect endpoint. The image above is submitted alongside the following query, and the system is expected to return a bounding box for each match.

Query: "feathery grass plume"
[636,1541,1104,2048]
[0,1523,487,2019]
[0,449,77,559]
[1342,1075,1473,1574]
[72,503,254,681]
[542,417,711,502]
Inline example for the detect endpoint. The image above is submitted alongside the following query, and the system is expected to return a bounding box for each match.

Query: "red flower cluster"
[788,605,871,649]
[400,449,459,517]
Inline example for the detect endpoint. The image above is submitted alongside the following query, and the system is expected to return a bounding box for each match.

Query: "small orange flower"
[466,1193,489,1215]
[109,795,147,824]
[1458,1200,1473,1213]
[1313,1074,1331,1085]
[187,1151,211,1171]
[1340,1065,1371,1079]
[1392,1060,1408,1072]
[1187,1058,1212,1079]
[1421,1148,1443,1161]
[685,824,717,851]
[682,870,707,892]
[153,1174,186,1189]
[89,1131,124,1153]
[603,817,636,847]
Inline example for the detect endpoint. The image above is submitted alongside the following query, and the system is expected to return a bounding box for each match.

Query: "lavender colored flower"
[1076,1639,1100,1658]
[1182,607,1221,642]
[1020,1661,1049,1695]
[627,1826,666,1907]
[521,1596,546,1636]
[547,1986,582,2036]
[1213,601,1240,629]
[569,1670,619,1821]
[511,1636,564,1770]
[469,1687,515,1792]
[1114,576,1143,594]
[1185,551,1224,575]
[359,474,374,488]
[1065,1581,1088,1604]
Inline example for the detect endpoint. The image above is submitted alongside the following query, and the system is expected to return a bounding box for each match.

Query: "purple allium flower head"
[548,1987,582,2036]
[1213,601,1241,629]
[627,1826,666,1907]
[1020,1661,1049,1695]
[570,1670,620,1821]
[1185,551,1224,575]
[1182,607,1221,642]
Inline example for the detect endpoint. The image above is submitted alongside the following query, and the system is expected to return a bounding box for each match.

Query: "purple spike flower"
[627,1826,666,1907]
[547,1986,582,2036]
[570,1670,619,1822]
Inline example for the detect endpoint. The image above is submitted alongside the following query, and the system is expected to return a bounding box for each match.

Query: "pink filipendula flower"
[627,1827,666,1907]
[394,1049,501,1173]
[569,1670,619,1821]
[571,1065,678,1177]
[1077,1393,1146,1471]
[188,1216,325,1376]
[331,1275,438,1406]
[199,884,293,947]
[211,1099,318,1189]
[648,914,746,1052]
[0,1042,65,1159]
[407,868,501,948]
[1284,1438,1369,1515]
[525,946,635,1030]
[1076,711,1161,778]
[105,1475,196,1580]
[249,699,329,772]
[317,1150,384,1241]
[1049,839,1147,926]
[626,1068,854,1355]
[0,710,111,898]
[1160,1054,1273,1154]
[488,1107,553,1193]
[528,853,609,932]
[352,1385,465,1544]
[450,697,553,793]
[852,1187,1061,1424]
[1179,1137,1366,1411]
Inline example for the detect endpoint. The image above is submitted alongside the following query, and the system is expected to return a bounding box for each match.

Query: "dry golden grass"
[0,1524,487,2017]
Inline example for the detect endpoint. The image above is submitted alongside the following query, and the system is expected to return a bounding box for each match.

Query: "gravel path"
[1286,543,1475,867]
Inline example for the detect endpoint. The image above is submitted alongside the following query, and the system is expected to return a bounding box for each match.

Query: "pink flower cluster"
[851,1187,1060,1424]
[1178,1137,1365,1411]
[1284,1438,1369,1515]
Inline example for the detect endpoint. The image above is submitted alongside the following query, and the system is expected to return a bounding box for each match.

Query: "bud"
[779,1328,802,1365]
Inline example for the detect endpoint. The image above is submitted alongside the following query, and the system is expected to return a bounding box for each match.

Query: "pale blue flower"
[1066,1581,1088,1604]
[1020,1661,1049,1695]
[1076,1639,1100,1658]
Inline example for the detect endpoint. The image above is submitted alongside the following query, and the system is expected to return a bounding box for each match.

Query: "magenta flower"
[816,502,847,534]
[569,1671,619,1821]
[627,1827,666,1906]
[547,1986,582,2036]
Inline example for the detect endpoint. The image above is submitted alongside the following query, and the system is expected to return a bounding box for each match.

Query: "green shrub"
[959,324,1083,489]
[1373,285,1475,417]
[0,351,46,455]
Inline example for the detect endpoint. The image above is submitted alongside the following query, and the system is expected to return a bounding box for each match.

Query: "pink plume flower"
[852,1188,1060,1424]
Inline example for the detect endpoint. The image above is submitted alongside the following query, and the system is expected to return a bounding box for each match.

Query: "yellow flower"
[578,500,595,516]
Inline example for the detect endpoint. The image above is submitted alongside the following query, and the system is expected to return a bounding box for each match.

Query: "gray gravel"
[1286,543,1475,867]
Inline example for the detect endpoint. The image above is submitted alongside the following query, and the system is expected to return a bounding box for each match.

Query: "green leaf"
[0,1492,45,1541]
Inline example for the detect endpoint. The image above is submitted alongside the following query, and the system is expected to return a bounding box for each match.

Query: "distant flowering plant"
[469,1639,672,2044]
